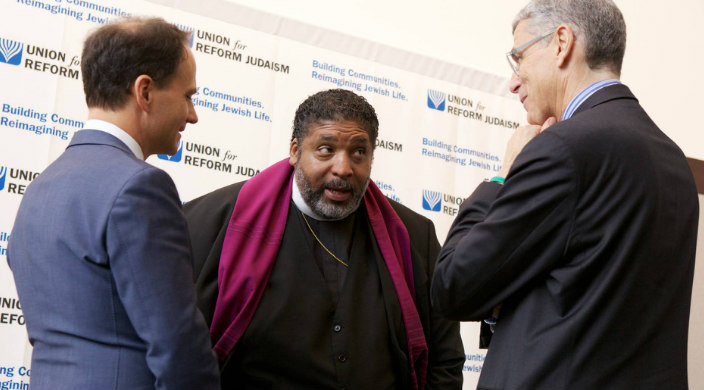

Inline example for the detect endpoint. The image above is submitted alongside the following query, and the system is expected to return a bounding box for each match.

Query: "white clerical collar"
[291,176,346,221]
[84,119,144,160]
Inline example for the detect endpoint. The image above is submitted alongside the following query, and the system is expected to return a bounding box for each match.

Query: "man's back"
[433,85,698,390]
[484,86,697,389]
[8,131,219,389]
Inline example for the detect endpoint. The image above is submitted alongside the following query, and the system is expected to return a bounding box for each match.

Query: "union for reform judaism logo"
[0,38,23,66]
[422,189,441,212]
[427,89,446,111]
[0,166,7,191]
[158,140,183,162]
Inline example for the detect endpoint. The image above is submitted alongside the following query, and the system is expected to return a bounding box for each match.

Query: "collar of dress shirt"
[83,119,144,160]
[561,79,621,121]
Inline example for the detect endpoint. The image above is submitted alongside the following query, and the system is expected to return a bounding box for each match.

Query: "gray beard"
[294,165,368,219]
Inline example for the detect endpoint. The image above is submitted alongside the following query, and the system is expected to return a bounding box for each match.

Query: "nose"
[331,153,353,178]
[509,72,521,94]
[188,102,198,124]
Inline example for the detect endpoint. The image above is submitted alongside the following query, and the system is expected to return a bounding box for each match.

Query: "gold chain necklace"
[300,211,349,267]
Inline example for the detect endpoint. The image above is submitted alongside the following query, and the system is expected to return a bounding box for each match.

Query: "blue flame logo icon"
[422,190,441,212]
[0,166,7,191]
[0,38,23,66]
[427,89,446,111]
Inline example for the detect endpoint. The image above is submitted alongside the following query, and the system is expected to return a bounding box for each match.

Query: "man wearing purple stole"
[184,89,464,389]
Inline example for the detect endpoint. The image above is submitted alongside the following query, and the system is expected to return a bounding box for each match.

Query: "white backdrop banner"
[0,1,525,388]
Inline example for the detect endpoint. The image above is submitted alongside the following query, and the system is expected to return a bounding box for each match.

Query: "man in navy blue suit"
[7,17,220,389]
[431,0,698,389]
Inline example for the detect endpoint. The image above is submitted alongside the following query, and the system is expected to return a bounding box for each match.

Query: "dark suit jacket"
[184,180,465,389]
[7,130,219,390]
[431,84,698,390]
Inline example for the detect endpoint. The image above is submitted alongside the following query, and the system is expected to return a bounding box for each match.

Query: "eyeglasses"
[506,29,555,76]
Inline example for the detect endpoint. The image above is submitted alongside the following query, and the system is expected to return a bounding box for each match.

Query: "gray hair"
[512,0,626,75]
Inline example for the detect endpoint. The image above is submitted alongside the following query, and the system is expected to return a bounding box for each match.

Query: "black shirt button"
[333,324,342,332]
[338,354,347,362]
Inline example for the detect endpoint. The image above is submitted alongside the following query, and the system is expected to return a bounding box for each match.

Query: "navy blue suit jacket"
[8,130,220,390]
[431,84,698,389]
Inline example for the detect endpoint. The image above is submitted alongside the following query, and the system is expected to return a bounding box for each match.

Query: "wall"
[221,0,704,160]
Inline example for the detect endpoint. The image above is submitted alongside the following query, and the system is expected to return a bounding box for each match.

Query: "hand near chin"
[497,116,556,178]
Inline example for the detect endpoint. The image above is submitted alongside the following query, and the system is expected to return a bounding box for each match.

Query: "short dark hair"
[81,17,191,110]
[513,0,626,75]
[292,89,379,148]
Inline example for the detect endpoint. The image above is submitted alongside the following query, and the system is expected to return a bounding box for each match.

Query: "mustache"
[323,179,353,191]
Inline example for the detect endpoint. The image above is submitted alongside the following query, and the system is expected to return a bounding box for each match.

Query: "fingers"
[541,116,557,132]
[497,117,557,178]
[497,125,541,177]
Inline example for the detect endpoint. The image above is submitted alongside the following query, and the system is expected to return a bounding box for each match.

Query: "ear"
[133,74,155,112]
[554,24,576,68]
[289,139,299,166]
